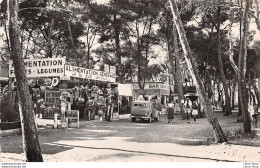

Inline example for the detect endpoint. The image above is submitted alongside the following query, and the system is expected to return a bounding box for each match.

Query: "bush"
[0,94,20,122]
[0,121,21,130]
[225,127,258,141]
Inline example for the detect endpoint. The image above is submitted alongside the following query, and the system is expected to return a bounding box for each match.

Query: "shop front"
[132,82,170,105]
[8,58,117,122]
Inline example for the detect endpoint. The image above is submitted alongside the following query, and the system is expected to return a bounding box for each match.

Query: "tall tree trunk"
[231,79,236,110]
[169,0,227,143]
[87,46,91,68]
[254,0,260,30]
[217,4,231,116]
[252,80,259,105]
[4,19,11,53]
[238,0,251,133]
[172,25,185,119]
[45,18,54,58]
[114,14,123,83]
[8,0,43,162]
[68,21,79,65]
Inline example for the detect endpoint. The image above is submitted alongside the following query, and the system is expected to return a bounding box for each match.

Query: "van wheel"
[148,116,152,123]
[131,118,136,122]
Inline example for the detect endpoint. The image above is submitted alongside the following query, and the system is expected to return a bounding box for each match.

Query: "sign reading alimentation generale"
[64,65,116,83]
[9,58,65,78]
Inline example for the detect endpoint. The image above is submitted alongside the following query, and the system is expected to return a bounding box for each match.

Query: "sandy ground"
[1,112,260,162]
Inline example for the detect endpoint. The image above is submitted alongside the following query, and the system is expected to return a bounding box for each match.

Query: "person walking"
[167,101,174,123]
[184,97,192,123]
[192,101,199,123]
[154,98,162,116]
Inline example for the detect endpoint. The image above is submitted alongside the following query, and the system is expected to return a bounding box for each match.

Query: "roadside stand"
[8,57,117,128]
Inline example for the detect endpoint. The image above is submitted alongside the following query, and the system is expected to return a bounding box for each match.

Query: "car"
[130,101,160,123]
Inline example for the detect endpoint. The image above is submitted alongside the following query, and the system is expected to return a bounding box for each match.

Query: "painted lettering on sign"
[149,84,159,88]
[9,58,65,78]
[65,65,116,83]
[45,91,61,106]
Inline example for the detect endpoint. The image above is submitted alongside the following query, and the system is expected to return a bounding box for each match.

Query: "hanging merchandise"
[45,78,52,86]
[28,79,36,87]
[51,77,59,87]
[37,78,45,86]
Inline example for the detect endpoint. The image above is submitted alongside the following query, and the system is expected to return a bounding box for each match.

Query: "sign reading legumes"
[65,65,116,83]
[9,57,65,78]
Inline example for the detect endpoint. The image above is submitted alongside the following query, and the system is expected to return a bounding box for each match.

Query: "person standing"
[121,96,128,114]
[184,97,192,123]
[167,101,174,123]
[86,97,96,120]
[154,98,162,116]
[192,101,199,123]
[253,103,258,127]
[60,97,69,128]
[174,100,180,113]
[138,93,145,101]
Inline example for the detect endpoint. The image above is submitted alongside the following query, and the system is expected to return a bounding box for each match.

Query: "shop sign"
[133,83,170,90]
[65,65,116,83]
[45,91,61,105]
[9,58,65,78]
[60,75,70,80]
[148,84,160,89]
[65,110,79,128]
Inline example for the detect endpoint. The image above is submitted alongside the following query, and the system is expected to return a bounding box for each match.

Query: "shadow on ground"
[0,112,252,156]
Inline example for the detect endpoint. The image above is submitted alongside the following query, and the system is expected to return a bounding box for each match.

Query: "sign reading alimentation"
[9,58,65,78]
[65,65,116,83]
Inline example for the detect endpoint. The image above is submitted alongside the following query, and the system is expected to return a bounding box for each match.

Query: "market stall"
[8,58,117,123]
[132,82,170,105]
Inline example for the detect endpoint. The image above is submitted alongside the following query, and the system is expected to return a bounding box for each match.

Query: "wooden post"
[54,113,58,129]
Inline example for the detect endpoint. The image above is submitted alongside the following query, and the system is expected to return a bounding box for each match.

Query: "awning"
[0,77,9,81]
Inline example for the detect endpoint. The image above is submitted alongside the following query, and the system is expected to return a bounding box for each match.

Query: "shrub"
[225,127,258,141]
[0,94,19,122]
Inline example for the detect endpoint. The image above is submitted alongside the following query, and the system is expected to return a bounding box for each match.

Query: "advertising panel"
[65,65,116,83]
[9,57,65,78]
[45,91,61,106]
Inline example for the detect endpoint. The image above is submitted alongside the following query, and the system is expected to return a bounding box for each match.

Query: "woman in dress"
[167,101,174,123]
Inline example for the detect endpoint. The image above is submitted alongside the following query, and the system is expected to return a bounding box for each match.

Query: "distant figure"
[167,101,174,123]
[192,101,199,123]
[184,97,193,123]
[121,96,128,114]
[174,100,180,113]
[60,96,69,128]
[154,98,162,112]
[250,103,258,128]
[253,104,258,127]
[86,97,96,120]
[138,94,145,101]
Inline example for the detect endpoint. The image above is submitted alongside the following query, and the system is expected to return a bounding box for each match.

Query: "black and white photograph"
[0,0,260,167]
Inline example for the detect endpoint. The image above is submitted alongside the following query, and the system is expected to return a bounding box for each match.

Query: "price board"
[65,110,79,128]
[45,91,61,106]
